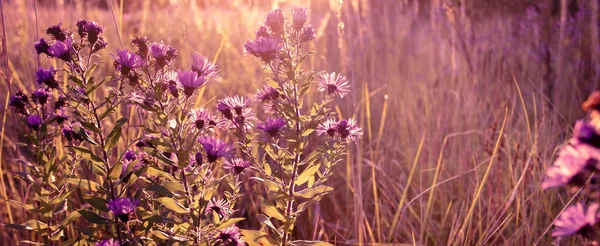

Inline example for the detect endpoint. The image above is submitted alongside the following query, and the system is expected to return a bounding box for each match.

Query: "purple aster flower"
[83,21,103,44]
[317,119,339,137]
[572,119,600,148]
[32,88,49,105]
[218,96,252,115]
[9,91,29,115]
[34,38,50,56]
[62,122,83,142]
[27,115,42,131]
[256,25,270,38]
[48,39,72,62]
[124,150,137,162]
[552,202,599,239]
[317,72,351,98]
[224,158,252,175]
[205,198,230,218]
[300,25,316,43]
[291,6,307,31]
[132,36,149,57]
[177,70,207,97]
[46,24,68,41]
[337,118,363,142]
[161,71,181,99]
[150,42,177,68]
[108,197,139,222]
[35,67,59,89]
[189,108,217,130]
[113,49,145,75]
[265,8,285,34]
[216,225,245,246]
[219,108,256,131]
[198,137,232,163]
[244,36,281,63]
[255,85,281,102]
[257,117,286,137]
[542,143,600,189]
[54,109,69,124]
[95,239,120,246]
[191,54,220,79]
[76,20,88,37]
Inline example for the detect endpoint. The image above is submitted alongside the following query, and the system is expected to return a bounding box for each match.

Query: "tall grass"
[0,0,593,244]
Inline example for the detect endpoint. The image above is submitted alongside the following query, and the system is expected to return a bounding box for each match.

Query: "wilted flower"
[108,197,139,222]
[205,198,230,218]
[46,24,68,41]
[54,96,67,110]
[34,38,50,56]
[54,109,69,124]
[132,36,150,57]
[582,90,600,112]
[62,122,83,142]
[198,137,232,163]
[189,108,217,130]
[9,91,29,115]
[317,72,351,98]
[255,85,281,102]
[84,21,103,44]
[317,119,339,137]
[124,150,137,162]
[216,225,245,246]
[291,6,307,31]
[300,26,316,43]
[542,143,600,189]
[224,158,251,175]
[113,49,145,75]
[572,120,600,148]
[27,115,42,130]
[32,88,49,105]
[552,202,599,239]
[150,42,177,68]
[95,239,120,246]
[192,54,220,79]
[48,39,72,62]
[177,70,207,97]
[337,119,363,142]
[92,37,108,52]
[257,118,286,137]
[35,67,59,89]
[265,8,285,34]
[244,37,281,63]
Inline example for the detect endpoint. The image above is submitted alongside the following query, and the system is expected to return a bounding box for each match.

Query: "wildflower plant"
[6,6,359,246]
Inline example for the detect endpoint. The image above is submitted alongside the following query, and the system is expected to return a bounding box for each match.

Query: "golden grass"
[0,0,591,244]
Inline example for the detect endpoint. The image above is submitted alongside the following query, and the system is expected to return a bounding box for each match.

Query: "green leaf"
[108,162,122,180]
[256,214,280,236]
[216,217,245,230]
[290,240,334,246]
[240,229,278,246]
[61,211,81,227]
[78,122,102,134]
[68,146,104,163]
[294,162,320,186]
[157,197,189,213]
[265,78,281,89]
[260,200,285,222]
[84,197,109,212]
[84,64,98,81]
[87,76,112,94]
[66,178,102,192]
[78,210,113,224]
[295,185,333,199]
[146,167,176,181]
[143,214,178,224]
[146,184,175,196]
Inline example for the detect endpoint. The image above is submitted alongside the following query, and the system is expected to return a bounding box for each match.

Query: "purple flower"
[132,36,149,57]
[189,108,217,130]
[265,9,285,34]
[84,21,103,44]
[218,96,252,115]
[300,26,316,43]
[150,42,177,68]
[216,225,245,246]
[195,152,203,166]
[224,158,251,175]
[95,239,120,246]
[291,6,307,31]
[572,120,600,148]
[542,143,600,189]
[317,72,351,98]
[257,118,286,137]
[337,119,363,142]
[34,38,50,56]
[92,37,108,52]
[9,91,29,115]
[62,122,83,142]
[255,85,281,102]
[108,197,139,222]
[177,70,207,97]
[316,119,338,137]
[27,115,42,130]
[191,54,220,79]
[46,24,68,41]
[35,67,59,89]
[198,137,232,163]
[54,109,69,124]
[219,108,256,130]
[124,150,137,162]
[48,39,72,62]
[243,36,281,63]
[205,198,230,218]
[113,49,145,75]
[552,203,599,240]
[32,88,49,105]
[256,25,270,38]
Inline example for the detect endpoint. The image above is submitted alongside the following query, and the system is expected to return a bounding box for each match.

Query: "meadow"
[0,0,597,245]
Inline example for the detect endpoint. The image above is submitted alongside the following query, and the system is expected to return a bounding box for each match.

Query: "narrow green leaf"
[78,210,113,224]
[157,197,189,213]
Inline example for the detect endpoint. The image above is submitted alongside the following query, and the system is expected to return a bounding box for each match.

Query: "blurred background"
[0,0,597,244]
